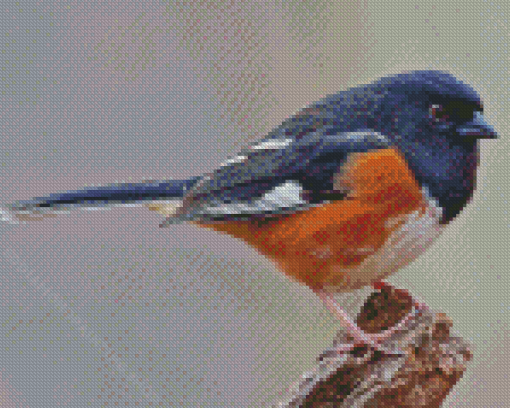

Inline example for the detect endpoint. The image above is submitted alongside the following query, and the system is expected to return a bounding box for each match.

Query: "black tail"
[2,177,200,223]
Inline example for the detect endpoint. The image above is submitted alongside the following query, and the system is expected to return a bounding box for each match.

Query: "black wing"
[164,106,391,225]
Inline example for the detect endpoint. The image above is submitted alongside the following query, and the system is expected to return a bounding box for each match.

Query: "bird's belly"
[245,196,445,292]
[319,202,444,292]
[200,201,444,292]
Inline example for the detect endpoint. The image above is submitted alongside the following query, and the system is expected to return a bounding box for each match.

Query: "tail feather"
[2,178,199,224]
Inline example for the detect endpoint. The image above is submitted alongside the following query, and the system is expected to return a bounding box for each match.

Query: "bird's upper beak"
[457,111,497,139]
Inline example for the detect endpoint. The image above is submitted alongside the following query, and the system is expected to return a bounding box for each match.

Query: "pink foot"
[316,285,427,356]
[368,299,428,343]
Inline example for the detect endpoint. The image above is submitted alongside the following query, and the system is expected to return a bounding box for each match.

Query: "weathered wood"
[275,285,473,407]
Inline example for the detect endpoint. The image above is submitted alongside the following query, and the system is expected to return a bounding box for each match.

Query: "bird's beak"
[457,111,497,139]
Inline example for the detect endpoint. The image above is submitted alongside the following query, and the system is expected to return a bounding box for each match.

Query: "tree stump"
[276,284,473,407]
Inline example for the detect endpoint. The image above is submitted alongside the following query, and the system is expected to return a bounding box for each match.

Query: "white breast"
[323,191,445,293]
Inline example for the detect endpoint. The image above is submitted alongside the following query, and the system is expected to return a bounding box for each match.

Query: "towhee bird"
[2,70,497,353]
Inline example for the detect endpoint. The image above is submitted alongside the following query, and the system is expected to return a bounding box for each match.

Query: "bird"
[2,70,497,354]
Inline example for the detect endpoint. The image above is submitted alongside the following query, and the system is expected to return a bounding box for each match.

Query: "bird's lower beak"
[457,111,497,139]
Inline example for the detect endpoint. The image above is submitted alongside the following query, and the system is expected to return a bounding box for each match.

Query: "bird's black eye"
[430,104,449,122]
[430,101,478,122]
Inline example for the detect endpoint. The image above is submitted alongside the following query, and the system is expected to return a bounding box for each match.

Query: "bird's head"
[370,70,497,145]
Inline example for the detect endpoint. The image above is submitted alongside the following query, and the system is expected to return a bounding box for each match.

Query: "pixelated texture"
[277,285,473,407]
[0,1,508,407]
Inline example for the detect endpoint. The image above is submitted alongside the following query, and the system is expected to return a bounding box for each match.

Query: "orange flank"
[196,148,427,291]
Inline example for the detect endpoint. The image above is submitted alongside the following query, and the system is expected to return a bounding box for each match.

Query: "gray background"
[0,0,508,406]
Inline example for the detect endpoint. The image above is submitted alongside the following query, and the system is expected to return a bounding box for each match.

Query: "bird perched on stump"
[2,70,497,353]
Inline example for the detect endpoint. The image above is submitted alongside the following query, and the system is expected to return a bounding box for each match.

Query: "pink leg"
[315,283,426,355]
[369,297,428,343]
[370,282,429,343]
[315,290,378,348]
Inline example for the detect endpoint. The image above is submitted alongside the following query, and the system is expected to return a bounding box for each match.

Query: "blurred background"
[0,0,508,406]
